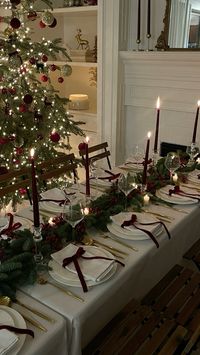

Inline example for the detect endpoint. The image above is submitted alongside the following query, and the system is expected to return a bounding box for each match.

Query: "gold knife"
[93,239,129,256]
[20,312,47,332]
[47,280,85,302]
[15,299,55,323]
[101,235,138,252]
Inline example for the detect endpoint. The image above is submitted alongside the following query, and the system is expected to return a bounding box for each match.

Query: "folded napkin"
[169,185,200,202]
[111,212,161,235]
[0,309,18,355]
[158,185,195,203]
[0,213,22,237]
[40,188,69,206]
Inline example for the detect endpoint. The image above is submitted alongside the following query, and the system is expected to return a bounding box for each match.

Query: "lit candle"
[30,148,40,228]
[192,100,200,143]
[136,0,141,44]
[85,136,90,197]
[142,132,151,185]
[154,96,160,153]
[147,0,151,38]
[172,173,178,183]
[144,193,150,205]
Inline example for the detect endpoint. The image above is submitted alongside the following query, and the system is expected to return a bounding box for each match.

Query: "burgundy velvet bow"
[121,214,171,248]
[98,173,120,182]
[39,198,70,206]
[0,325,34,338]
[169,185,200,202]
[62,246,125,292]
[0,213,22,236]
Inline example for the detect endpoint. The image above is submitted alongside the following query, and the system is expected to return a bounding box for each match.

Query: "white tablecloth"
[20,202,200,355]
[16,291,67,355]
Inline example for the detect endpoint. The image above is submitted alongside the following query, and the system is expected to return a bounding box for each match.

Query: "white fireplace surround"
[114,51,200,164]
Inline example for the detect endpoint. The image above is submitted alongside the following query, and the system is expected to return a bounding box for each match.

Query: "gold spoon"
[82,236,126,259]
[100,235,138,252]
[0,296,47,332]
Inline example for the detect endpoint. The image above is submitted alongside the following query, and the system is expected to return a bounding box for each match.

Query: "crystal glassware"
[186,143,199,165]
[118,173,137,210]
[164,152,180,180]
[62,199,85,241]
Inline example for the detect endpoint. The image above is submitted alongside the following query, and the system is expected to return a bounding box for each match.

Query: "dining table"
[15,177,200,355]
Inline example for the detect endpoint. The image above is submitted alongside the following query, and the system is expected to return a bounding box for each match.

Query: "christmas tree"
[0,0,84,207]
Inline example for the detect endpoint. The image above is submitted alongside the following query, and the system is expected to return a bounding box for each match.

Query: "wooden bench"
[83,298,188,355]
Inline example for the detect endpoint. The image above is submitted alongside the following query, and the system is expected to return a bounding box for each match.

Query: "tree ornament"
[19,103,27,113]
[10,18,21,29]
[48,18,57,28]
[19,187,27,195]
[49,64,57,71]
[42,54,48,62]
[8,87,16,95]
[61,64,72,77]
[4,27,13,37]
[15,147,23,155]
[1,88,7,94]
[23,94,33,104]
[39,20,46,28]
[27,11,37,21]
[78,142,87,150]
[50,130,60,143]
[29,57,36,65]
[12,136,24,148]
[41,74,48,82]
[20,66,27,74]
[36,62,44,71]
[58,77,64,83]
[41,11,54,26]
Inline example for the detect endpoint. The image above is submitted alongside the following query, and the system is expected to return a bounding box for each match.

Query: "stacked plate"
[0,216,32,235]
[119,157,144,171]
[188,170,200,184]
[107,212,163,241]
[0,306,26,355]
[49,244,117,287]
[156,185,198,205]
[39,187,72,213]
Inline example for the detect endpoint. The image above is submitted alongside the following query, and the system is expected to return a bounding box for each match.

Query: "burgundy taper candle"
[192,101,200,143]
[30,149,40,228]
[85,137,90,196]
[142,132,151,185]
[147,0,151,37]
[154,97,160,153]
[137,0,141,43]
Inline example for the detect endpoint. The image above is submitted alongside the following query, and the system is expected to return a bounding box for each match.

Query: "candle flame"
[156,96,160,109]
[84,207,89,215]
[30,148,35,158]
[48,217,55,226]
[198,100,200,107]
[85,136,90,143]
[147,131,151,138]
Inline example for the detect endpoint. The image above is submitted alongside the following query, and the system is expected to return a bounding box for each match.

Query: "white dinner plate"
[156,189,198,205]
[49,246,117,287]
[14,216,33,230]
[0,305,27,355]
[107,222,162,241]
[39,201,64,213]
[111,212,161,235]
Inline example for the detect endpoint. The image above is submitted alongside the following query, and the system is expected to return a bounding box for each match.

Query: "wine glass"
[62,199,85,241]
[186,143,199,165]
[130,145,144,170]
[118,173,137,210]
[164,152,180,180]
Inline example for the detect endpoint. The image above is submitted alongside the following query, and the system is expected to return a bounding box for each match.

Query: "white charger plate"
[0,305,26,355]
[49,246,117,287]
[156,189,198,205]
[107,222,162,241]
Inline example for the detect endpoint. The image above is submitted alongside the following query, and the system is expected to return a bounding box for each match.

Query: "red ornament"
[23,94,33,104]
[10,17,21,29]
[58,77,64,83]
[41,74,48,82]
[0,137,10,145]
[42,54,48,62]
[15,147,23,155]
[1,88,7,94]
[78,142,87,150]
[50,131,60,143]
[39,20,46,28]
[29,57,36,65]
[27,11,37,21]
[19,104,27,113]
[49,64,57,71]
[8,87,16,95]
[20,66,26,74]
[19,187,27,195]
[49,18,57,28]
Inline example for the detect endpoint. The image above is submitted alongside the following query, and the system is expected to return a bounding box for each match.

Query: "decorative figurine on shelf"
[75,29,90,50]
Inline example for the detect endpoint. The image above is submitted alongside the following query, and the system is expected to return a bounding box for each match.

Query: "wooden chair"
[141,264,200,354]
[83,298,188,355]
[0,166,32,201]
[183,239,200,271]
[79,142,112,170]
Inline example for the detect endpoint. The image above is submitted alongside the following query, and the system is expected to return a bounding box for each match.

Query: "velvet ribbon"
[121,214,171,248]
[39,198,70,206]
[62,246,125,292]
[98,173,120,181]
[169,185,200,202]
[125,159,152,166]
[0,213,22,236]
[0,325,34,338]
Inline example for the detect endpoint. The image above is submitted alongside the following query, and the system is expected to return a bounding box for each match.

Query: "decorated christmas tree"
[0,0,84,207]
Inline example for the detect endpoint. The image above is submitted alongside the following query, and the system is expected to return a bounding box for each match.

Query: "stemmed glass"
[62,199,85,241]
[130,145,144,171]
[118,173,137,210]
[164,152,180,181]
[186,143,199,165]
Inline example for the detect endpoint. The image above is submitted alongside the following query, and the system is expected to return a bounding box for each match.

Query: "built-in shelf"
[52,5,97,16]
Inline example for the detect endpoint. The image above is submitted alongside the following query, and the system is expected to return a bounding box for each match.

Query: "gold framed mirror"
[156,0,200,50]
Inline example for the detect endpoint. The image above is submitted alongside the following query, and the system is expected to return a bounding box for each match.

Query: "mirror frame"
[156,0,200,51]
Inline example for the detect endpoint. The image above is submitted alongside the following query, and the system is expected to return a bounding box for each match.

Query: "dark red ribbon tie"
[0,325,34,338]
[0,213,22,236]
[121,214,171,248]
[62,246,125,292]
[169,185,200,202]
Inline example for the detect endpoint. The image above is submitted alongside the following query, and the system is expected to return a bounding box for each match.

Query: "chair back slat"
[79,141,111,170]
